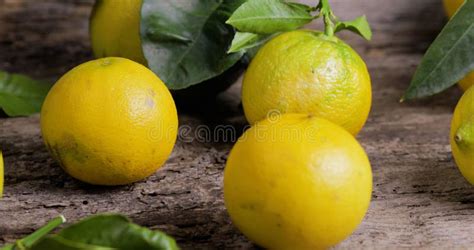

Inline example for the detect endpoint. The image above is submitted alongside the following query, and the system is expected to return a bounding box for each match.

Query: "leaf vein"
[230,16,312,23]
[167,3,222,80]
[414,22,474,92]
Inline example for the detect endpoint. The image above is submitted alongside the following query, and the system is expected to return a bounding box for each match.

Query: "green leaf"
[228,32,272,53]
[403,0,474,100]
[243,45,263,60]
[0,71,52,116]
[226,0,313,34]
[0,216,65,250]
[31,214,179,250]
[335,15,372,40]
[28,235,113,250]
[140,0,246,90]
[287,2,314,12]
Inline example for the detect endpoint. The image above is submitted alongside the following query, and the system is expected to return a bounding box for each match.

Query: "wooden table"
[1,0,473,248]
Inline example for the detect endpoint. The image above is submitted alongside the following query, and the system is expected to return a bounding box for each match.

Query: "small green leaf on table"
[140,0,246,90]
[0,71,52,117]
[30,214,178,250]
[403,0,474,100]
[226,0,314,34]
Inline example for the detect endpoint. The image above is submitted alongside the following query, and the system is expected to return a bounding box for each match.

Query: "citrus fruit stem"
[318,0,335,37]
[323,14,334,36]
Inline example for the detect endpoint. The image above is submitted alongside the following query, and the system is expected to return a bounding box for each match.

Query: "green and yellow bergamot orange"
[451,86,474,185]
[224,114,372,249]
[242,30,371,135]
[90,0,146,65]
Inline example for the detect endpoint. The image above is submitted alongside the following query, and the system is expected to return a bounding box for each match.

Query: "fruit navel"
[454,120,474,149]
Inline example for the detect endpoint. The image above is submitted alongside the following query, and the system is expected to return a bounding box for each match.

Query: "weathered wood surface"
[1,0,474,248]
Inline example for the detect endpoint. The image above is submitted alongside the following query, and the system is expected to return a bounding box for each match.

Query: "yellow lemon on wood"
[442,0,473,91]
[0,151,3,197]
[451,86,474,185]
[41,57,178,185]
[224,113,372,249]
[458,71,474,92]
[443,0,465,17]
[90,0,147,65]
[242,30,372,135]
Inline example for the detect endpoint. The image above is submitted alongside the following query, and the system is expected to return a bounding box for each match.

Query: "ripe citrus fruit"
[41,57,178,185]
[442,0,473,91]
[242,30,372,135]
[459,73,474,92]
[224,113,372,249]
[90,0,147,65]
[0,150,3,197]
[451,86,474,185]
[443,0,465,18]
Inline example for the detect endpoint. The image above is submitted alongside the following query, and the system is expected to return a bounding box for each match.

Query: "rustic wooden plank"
[1,0,474,248]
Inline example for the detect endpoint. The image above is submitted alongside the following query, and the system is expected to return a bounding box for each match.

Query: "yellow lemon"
[224,113,372,249]
[451,86,474,185]
[443,0,465,17]
[242,30,372,135]
[0,150,3,197]
[442,0,473,91]
[41,57,178,185]
[90,0,147,65]
[459,72,474,92]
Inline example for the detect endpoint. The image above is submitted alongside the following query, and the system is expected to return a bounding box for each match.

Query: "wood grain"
[1,0,474,248]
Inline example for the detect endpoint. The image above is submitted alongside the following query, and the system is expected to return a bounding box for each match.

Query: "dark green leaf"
[226,0,313,34]
[335,15,372,40]
[31,214,178,250]
[140,0,246,90]
[243,45,263,60]
[228,32,272,53]
[30,235,113,250]
[0,71,52,116]
[403,0,474,100]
